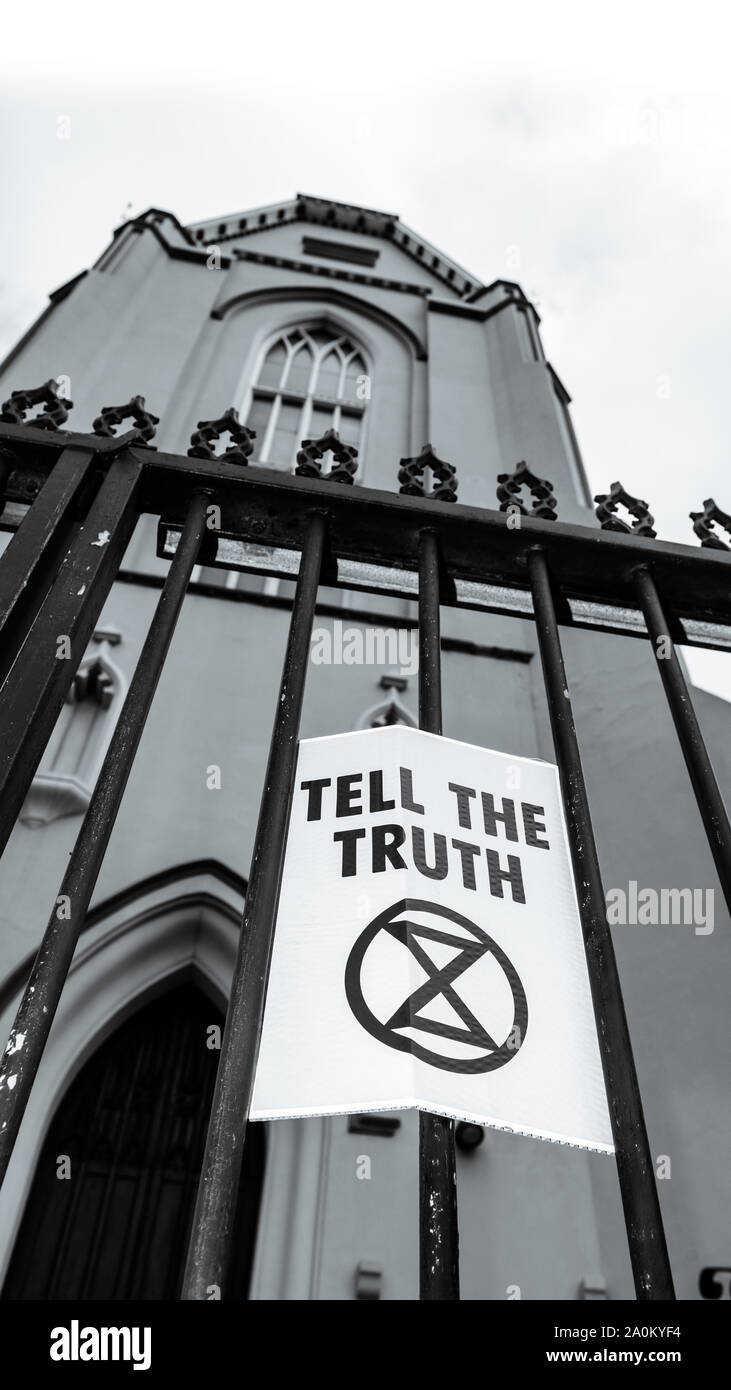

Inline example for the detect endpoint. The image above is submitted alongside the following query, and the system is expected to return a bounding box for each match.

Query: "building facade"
[0,195,728,1300]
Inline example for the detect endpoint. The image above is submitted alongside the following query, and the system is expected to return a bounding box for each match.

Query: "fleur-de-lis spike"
[0,379,72,430]
[594,481,656,537]
[496,460,557,520]
[295,428,358,484]
[397,443,457,502]
[92,395,159,443]
[188,407,255,466]
[689,498,731,550]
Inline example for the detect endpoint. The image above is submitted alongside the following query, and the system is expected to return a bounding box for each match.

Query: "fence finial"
[296,428,358,484]
[398,444,457,502]
[594,481,656,537]
[690,498,731,550]
[0,379,72,430]
[188,408,255,465]
[93,395,159,443]
[497,460,557,519]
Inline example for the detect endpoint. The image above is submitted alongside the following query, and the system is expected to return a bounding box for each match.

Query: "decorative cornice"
[111,207,197,248]
[430,279,540,326]
[386,227,475,297]
[293,194,477,295]
[210,285,428,360]
[101,215,232,270]
[186,193,479,298]
[232,246,429,297]
[428,298,491,320]
[187,195,396,247]
[298,193,398,232]
[139,220,232,268]
[467,277,527,304]
[467,278,541,323]
[190,211,301,247]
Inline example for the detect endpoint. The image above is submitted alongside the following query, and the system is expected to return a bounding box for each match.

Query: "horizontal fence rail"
[2,423,731,644]
[0,393,729,1302]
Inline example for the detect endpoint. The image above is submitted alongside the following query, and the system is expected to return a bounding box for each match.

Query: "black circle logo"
[344,898,528,1074]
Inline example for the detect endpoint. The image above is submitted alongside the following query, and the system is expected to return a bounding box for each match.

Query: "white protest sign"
[250,725,613,1153]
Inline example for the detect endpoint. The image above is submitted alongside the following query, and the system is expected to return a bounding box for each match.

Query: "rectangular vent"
[302,236,379,267]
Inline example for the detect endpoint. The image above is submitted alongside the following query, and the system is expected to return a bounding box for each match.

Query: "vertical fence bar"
[417,528,460,1301]
[181,509,328,1300]
[0,450,144,860]
[634,566,731,911]
[528,546,675,1301]
[0,445,102,688]
[0,491,210,1185]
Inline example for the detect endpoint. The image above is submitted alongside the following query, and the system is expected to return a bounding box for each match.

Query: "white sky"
[1,0,730,696]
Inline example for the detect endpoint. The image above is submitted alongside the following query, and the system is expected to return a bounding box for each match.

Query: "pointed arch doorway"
[2,983,265,1300]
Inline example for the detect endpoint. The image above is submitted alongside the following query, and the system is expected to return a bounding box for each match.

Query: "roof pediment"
[184,194,483,299]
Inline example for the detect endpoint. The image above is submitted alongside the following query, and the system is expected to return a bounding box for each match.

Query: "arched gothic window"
[245,326,369,471]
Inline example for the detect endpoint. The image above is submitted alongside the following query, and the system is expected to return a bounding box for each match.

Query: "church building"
[0,194,728,1300]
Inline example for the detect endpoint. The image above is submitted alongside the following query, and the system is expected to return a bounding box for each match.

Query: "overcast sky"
[1,0,729,696]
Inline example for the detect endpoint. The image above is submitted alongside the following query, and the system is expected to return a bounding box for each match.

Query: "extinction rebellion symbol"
[344,899,528,1074]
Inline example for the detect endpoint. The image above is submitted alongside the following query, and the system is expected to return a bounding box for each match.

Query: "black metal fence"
[1,383,730,1302]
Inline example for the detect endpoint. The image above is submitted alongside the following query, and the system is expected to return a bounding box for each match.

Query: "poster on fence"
[250,724,613,1153]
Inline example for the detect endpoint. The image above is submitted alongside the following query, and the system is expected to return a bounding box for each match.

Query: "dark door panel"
[2,984,265,1300]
